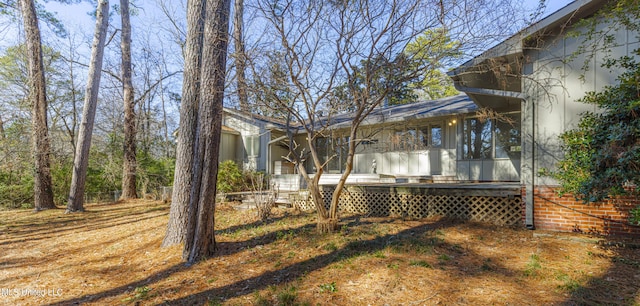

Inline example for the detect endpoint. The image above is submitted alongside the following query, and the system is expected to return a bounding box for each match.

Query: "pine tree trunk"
[0,115,5,141]
[183,0,231,264]
[162,0,206,247]
[67,0,109,213]
[20,0,56,211]
[233,0,249,111]
[120,0,137,200]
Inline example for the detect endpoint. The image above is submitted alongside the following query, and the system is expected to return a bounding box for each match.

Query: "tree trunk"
[233,0,249,112]
[20,0,56,211]
[120,0,137,200]
[295,161,338,233]
[315,186,338,233]
[158,63,171,158]
[162,0,206,247]
[324,127,359,232]
[66,0,109,213]
[0,115,5,141]
[183,0,231,264]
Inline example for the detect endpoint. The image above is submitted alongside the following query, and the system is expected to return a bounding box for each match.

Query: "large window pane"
[392,129,418,151]
[431,125,442,147]
[244,135,260,157]
[495,113,521,158]
[328,136,348,172]
[464,118,492,159]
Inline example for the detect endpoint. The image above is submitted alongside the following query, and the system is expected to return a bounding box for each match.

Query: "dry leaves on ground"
[1,199,639,305]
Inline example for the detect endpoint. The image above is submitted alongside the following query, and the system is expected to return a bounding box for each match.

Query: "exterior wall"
[523,186,640,237]
[450,2,639,234]
[223,113,269,172]
[520,16,639,229]
[219,132,240,165]
[346,116,458,176]
[456,159,520,181]
[523,19,639,187]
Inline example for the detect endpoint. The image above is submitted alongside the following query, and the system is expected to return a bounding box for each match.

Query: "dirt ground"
[1,199,639,305]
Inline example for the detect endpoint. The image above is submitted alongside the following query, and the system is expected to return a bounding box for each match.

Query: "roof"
[223,108,290,130]
[224,94,476,132]
[221,125,240,134]
[327,94,476,129]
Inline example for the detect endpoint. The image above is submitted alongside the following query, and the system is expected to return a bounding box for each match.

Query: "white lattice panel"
[296,188,522,226]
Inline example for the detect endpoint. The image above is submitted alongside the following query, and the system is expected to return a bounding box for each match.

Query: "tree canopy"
[331,29,460,111]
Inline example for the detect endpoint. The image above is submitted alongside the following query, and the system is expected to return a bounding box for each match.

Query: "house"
[449,0,640,236]
[222,94,488,181]
[220,0,639,236]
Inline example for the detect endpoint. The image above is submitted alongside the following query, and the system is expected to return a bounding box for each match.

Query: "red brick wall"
[522,186,640,237]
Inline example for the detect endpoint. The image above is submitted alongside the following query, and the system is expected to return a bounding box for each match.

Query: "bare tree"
[66,0,109,213]
[120,0,137,200]
[163,0,206,247]
[253,0,525,232]
[19,0,55,211]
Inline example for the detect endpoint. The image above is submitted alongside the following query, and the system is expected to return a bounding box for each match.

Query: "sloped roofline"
[326,94,476,130]
[224,94,476,133]
[223,107,291,130]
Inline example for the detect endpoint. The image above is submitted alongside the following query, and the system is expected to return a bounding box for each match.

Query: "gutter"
[268,135,289,145]
[267,135,290,175]
[453,86,525,100]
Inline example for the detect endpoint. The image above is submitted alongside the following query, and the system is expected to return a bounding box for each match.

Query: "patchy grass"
[1,199,639,305]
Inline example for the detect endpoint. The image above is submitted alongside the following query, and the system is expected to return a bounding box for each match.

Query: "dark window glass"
[464,118,492,159]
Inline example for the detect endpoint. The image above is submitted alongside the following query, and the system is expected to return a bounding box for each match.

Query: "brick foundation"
[523,186,640,237]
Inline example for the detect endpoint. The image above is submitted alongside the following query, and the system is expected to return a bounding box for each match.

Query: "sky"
[0,0,577,93]
[41,0,576,38]
[0,0,576,55]
[526,0,575,19]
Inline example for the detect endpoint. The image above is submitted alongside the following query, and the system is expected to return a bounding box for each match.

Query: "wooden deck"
[320,182,523,197]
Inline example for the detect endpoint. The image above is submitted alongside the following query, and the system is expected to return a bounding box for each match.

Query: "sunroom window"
[463,118,492,159]
[495,113,521,159]
[463,113,521,160]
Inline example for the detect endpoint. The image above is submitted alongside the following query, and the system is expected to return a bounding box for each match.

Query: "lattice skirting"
[295,188,522,226]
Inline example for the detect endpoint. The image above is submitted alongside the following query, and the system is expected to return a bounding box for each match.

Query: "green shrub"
[630,207,640,226]
[217,160,244,193]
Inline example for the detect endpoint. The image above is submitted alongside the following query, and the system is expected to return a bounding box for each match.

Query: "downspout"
[524,98,535,230]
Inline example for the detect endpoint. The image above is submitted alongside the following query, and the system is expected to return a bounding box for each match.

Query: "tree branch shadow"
[559,243,640,305]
